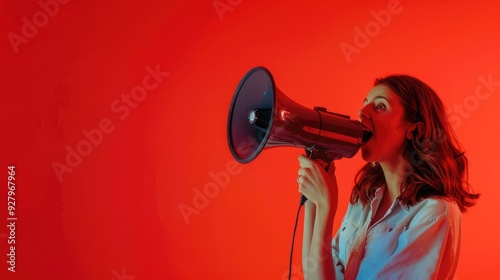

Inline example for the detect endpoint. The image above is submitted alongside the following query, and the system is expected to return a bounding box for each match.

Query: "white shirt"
[332,187,462,280]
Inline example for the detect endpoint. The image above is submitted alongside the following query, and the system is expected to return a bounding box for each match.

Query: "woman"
[298,75,479,280]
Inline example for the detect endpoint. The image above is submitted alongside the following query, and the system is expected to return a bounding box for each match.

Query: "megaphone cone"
[227,66,368,165]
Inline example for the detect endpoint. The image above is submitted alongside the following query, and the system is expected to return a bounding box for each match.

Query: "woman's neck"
[379,158,406,202]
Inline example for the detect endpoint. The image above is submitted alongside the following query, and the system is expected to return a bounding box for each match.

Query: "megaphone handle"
[300,148,334,205]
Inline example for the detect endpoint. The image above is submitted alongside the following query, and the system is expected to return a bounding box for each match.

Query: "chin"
[360,147,374,162]
[361,144,384,163]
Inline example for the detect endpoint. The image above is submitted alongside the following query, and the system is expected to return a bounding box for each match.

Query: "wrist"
[315,201,335,225]
[316,194,336,212]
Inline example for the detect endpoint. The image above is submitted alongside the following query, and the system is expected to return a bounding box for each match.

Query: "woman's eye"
[375,103,386,110]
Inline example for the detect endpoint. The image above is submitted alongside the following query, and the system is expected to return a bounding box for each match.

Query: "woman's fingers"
[298,167,314,180]
[299,154,332,173]
[297,153,339,206]
[298,174,312,192]
[298,154,317,169]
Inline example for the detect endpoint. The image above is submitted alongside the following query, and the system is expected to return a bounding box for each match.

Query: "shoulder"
[407,197,462,227]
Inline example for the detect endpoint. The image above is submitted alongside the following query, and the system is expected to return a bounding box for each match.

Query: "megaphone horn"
[227,66,370,166]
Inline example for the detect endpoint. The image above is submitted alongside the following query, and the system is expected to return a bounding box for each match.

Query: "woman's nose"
[358,105,370,120]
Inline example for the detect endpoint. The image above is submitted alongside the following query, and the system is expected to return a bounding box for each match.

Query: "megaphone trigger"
[305,147,335,172]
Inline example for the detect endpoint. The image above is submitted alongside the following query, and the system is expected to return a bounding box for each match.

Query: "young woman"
[297,75,479,279]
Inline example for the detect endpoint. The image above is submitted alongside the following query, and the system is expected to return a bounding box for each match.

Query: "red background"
[1,0,499,279]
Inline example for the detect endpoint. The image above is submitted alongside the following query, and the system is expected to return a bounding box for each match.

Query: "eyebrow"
[363,95,390,104]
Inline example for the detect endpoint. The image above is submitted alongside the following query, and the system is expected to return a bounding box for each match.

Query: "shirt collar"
[399,200,411,212]
[373,187,384,199]
[371,186,412,212]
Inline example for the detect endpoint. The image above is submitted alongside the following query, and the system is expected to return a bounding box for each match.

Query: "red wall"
[1,0,499,279]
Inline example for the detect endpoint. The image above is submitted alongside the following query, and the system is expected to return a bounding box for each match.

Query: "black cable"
[288,196,305,280]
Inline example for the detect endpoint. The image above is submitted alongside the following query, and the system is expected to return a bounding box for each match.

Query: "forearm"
[302,200,316,276]
[305,204,335,280]
[297,155,338,279]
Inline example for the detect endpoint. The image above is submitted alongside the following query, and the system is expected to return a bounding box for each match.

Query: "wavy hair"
[350,75,479,212]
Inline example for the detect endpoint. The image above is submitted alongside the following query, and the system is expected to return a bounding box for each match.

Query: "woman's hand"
[297,154,339,212]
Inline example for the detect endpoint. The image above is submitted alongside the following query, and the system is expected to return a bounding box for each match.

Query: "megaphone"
[227,66,371,168]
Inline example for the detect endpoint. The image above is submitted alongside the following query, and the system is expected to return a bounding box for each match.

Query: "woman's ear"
[406,122,424,140]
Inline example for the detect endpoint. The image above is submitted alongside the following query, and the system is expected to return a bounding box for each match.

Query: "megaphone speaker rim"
[227,66,276,164]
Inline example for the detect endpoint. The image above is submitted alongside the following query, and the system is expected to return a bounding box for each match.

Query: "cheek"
[380,118,407,136]
[377,122,398,136]
[376,122,408,149]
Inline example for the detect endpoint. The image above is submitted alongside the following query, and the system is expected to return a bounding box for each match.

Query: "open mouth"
[362,129,373,144]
